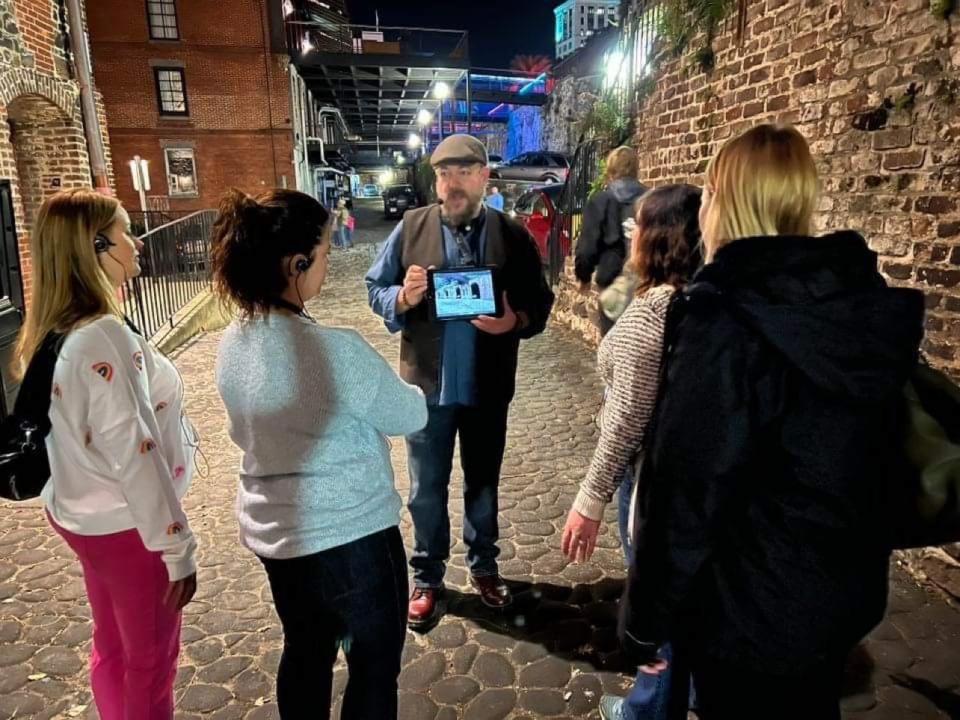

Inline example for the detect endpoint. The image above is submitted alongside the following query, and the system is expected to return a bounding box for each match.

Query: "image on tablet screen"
[434,270,497,319]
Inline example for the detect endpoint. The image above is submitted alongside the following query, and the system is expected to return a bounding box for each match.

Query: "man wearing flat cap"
[366,134,554,628]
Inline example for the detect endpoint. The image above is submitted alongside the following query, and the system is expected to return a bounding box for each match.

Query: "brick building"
[88,0,295,215]
[555,0,960,380]
[0,0,114,413]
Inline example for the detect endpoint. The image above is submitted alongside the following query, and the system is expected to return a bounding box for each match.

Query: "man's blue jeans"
[406,403,509,588]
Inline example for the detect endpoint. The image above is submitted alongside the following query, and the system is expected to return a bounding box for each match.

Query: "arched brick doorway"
[5,92,88,288]
[0,83,87,414]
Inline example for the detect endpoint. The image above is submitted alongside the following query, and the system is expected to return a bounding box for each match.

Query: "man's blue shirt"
[365,215,488,406]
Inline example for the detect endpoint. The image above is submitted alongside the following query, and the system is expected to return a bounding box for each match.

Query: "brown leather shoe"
[408,586,444,629]
[470,574,513,608]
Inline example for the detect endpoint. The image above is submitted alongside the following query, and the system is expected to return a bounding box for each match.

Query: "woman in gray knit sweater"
[211,189,427,720]
[560,184,702,720]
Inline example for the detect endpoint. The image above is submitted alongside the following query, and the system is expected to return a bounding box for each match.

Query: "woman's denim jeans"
[259,527,408,719]
[618,470,691,720]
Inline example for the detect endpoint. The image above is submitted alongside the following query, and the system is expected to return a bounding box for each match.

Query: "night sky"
[345,0,559,68]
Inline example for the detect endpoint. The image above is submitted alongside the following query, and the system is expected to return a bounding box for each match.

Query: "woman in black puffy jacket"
[619,124,925,720]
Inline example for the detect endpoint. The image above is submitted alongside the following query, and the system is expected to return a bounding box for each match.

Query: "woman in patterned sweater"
[561,184,703,720]
[562,184,702,562]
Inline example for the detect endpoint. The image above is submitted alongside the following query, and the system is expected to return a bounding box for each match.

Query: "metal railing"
[547,137,608,285]
[122,210,216,342]
[284,21,469,60]
[127,210,196,238]
[613,0,662,123]
[545,0,663,286]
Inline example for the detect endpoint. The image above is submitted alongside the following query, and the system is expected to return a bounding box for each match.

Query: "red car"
[510,184,571,263]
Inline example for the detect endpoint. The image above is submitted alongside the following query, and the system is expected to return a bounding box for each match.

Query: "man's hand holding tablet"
[398,264,429,312]
[472,293,519,335]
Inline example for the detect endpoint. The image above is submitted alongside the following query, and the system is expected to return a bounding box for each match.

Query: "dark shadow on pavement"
[890,674,960,719]
[415,577,634,674]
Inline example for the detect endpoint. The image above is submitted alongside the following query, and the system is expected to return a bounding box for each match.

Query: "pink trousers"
[49,513,181,720]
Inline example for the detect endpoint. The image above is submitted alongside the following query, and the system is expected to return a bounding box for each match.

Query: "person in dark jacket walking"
[619,124,926,720]
[574,146,646,335]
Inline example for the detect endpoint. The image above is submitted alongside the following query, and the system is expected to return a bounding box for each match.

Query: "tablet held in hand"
[427,266,503,322]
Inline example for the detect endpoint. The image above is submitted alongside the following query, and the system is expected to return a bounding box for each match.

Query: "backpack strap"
[12,331,64,427]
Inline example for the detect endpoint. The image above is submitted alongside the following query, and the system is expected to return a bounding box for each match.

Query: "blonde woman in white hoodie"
[13,189,198,720]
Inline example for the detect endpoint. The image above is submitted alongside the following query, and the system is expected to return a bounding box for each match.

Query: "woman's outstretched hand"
[561,509,601,563]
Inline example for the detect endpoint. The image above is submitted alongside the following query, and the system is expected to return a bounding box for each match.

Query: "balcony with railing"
[284,21,470,67]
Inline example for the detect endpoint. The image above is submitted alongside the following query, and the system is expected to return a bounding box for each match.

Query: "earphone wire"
[99,232,208,479]
[293,260,316,323]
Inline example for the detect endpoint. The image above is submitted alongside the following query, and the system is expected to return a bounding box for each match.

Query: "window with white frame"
[164,147,198,196]
[146,0,179,40]
[154,68,188,116]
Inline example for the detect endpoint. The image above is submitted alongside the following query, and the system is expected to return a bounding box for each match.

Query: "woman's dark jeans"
[259,527,408,720]
[619,470,691,720]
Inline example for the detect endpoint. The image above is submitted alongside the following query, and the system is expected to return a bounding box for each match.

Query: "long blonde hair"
[13,189,125,378]
[701,124,819,260]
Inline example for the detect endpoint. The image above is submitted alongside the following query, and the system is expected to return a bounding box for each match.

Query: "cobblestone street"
[1,200,960,719]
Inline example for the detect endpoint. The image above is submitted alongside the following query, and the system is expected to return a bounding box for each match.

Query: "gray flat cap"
[430,134,488,167]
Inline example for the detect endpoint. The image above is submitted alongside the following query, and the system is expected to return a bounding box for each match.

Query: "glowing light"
[301,33,314,54]
[433,81,451,100]
[282,0,294,17]
[379,171,393,185]
[604,50,625,87]
[416,109,433,126]
[408,133,422,149]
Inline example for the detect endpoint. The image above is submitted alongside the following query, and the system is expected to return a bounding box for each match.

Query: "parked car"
[383,184,418,219]
[361,184,381,198]
[489,152,570,184]
[511,184,571,263]
[487,154,503,168]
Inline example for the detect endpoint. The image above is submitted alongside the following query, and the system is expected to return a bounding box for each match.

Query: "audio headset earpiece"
[295,258,310,274]
[94,233,113,254]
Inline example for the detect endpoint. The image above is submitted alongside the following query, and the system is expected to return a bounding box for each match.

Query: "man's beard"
[440,191,483,226]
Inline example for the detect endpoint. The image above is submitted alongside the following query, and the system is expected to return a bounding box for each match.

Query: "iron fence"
[615,0,662,123]
[122,210,216,342]
[547,137,608,285]
[127,210,196,238]
[545,0,663,286]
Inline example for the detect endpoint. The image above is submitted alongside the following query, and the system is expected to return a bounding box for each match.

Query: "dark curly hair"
[627,184,703,295]
[210,188,330,316]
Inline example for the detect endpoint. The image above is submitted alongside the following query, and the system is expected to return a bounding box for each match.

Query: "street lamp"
[416,109,433,150]
[408,133,422,150]
[128,155,151,231]
[433,81,451,140]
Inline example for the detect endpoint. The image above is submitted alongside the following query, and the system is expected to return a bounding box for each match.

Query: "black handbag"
[0,331,63,501]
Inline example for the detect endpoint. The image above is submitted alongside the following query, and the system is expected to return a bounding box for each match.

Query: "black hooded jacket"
[574,178,646,288]
[620,232,926,674]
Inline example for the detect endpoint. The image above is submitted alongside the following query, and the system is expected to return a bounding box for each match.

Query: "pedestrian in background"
[619,124,925,720]
[575,146,646,336]
[337,197,354,249]
[486,184,504,212]
[366,134,554,629]
[15,189,198,719]
[213,188,427,719]
[560,184,702,720]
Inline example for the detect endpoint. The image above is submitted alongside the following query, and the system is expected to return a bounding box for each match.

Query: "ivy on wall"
[658,0,736,62]
[930,0,955,19]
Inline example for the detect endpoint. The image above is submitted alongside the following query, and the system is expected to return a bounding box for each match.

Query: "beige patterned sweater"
[573,284,675,521]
